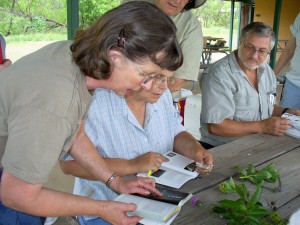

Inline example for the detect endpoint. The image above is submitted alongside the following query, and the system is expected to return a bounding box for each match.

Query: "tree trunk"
[7,0,17,36]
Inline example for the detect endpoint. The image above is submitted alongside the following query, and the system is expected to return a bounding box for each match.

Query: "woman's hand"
[194,149,213,174]
[130,152,168,173]
[111,175,163,197]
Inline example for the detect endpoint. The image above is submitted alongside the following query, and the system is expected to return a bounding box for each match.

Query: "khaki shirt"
[0,41,91,183]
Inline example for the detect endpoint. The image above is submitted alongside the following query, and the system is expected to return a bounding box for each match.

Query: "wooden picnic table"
[201,45,230,68]
[172,133,300,224]
[201,36,229,67]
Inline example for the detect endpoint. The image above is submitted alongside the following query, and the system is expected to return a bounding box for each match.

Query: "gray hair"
[240,22,276,50]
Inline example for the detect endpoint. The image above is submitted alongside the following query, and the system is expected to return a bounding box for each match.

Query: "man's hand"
[261,117,291,136]
[130,152,168,173]
[287,109,300,117]
[111,176,162,197]
[98,200,142,225]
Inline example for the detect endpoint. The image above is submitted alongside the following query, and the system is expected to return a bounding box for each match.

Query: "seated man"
[200,22,300,148]
[61,71,213,225]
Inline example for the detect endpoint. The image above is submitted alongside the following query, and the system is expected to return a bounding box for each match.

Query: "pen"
[147,169,152,177]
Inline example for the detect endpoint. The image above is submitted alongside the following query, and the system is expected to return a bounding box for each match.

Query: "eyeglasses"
[135,66,159,85]
[134,64,175,85]
[152,74,175,85]
[243,43,270,57]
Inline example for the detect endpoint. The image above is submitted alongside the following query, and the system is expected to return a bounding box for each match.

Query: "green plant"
[233,163,282,193]
[191,163,288,225]
[213,177,271,225]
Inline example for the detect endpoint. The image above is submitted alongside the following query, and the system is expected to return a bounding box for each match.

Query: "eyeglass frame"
[243,43,270,57]
[151,74,176,85]
[135,65,159,85]
[135,65,174,85]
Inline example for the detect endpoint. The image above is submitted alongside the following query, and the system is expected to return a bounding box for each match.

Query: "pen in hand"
[147,169,152,177]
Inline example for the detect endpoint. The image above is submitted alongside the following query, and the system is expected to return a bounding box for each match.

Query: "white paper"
[282,113,300,139]
[115,194,181,223]
[115,191,192,225]
[137,151,199,188]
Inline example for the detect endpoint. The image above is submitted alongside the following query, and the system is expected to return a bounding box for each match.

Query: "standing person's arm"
[1,122,161,225]
[169,13,203,93]
[69,122,161,195]
[273,37,296,75]
[60,152,169,180]
[0,170,143,225]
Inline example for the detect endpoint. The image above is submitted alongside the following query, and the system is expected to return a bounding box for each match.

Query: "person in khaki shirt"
[0,2,183,225]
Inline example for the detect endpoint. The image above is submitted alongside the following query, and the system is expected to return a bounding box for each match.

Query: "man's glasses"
[243,43,270,57]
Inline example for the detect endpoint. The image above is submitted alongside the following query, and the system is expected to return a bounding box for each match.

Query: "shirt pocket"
[263,90,275,118]
[233,92,258,121]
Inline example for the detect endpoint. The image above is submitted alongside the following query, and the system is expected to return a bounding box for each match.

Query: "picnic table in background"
[200,36,230,69]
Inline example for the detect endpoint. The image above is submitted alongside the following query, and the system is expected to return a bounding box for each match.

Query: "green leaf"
[246,215,261,225]
[234,166,248,176]
[248,164,256,174]
[248,176,259,184]
[235,183,249,200]
[253,171,272,181]
[248,208,271,217]
[212,205,226,214]
[219,199,240,208]
[228,177,236,190]
[248,185,262,208]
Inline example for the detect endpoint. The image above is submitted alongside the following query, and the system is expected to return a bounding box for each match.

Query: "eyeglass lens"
[244,44,269,56]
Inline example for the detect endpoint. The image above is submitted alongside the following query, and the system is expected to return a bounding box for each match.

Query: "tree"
[192,0,238,28]
[0,0,120,36]
[0,0,66,35]
[79,0,120,28]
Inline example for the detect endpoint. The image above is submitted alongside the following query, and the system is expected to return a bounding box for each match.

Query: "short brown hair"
[70,2,183,80]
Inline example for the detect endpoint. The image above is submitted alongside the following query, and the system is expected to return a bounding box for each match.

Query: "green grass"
[5,27,239,48]
[5,31,67,44]
[202,27,239,49]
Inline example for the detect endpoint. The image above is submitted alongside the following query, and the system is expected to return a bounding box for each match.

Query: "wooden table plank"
[277,195,300,219]
[180,134,300,193]
[173,144,300,225]
[172,135,300,225]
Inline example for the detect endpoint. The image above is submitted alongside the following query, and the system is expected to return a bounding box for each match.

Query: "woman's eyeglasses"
[135,65,174,85]
[152,74,175,85]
